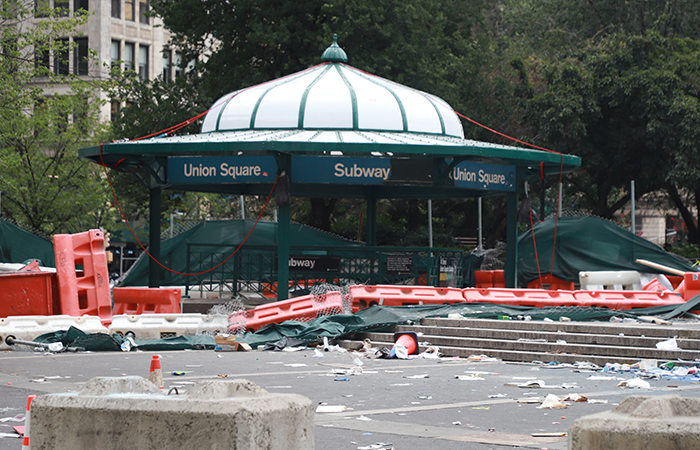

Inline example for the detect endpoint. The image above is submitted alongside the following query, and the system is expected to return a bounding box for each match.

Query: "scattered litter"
[390,383,412,386]
[532,432,566,437]
[316,405,349,413]
[472,406,490,410]
[452,421,462,425]
[403,374,429,379]
[517,398,542,404]
[0,415,24,423]
[357,443,393,450]
[416,393,432,400]
[587,375,616,380]
[314,349,324,358]
[587,399,609,404]
[488,393,507,398]
[0,433,22,439]
[556,340,567,345]
[617,378,651,389]
[538,394,569,409]
[334,378,350,382]
[655,338,679,350]
[285,363,307,367]
[356,416,373,421]
[562,394,588,402]
[455,374,485,381]
[467,355,501,362]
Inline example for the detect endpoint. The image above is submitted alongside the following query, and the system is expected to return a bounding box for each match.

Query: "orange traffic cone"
[148,355,164,389]
[393,332,419,356]
[21,395,36,450]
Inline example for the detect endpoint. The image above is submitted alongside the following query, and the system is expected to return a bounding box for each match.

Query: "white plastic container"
[0,315,108,350]
[579,271,642,290]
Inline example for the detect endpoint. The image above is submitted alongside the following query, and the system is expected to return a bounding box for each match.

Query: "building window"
[35,47,50,74]
[138,45,148,80]
[110,100,121,122]
[54,39,69,75]
[174,52,183,77]
[162,50,171,78]
[111,40,120,67]
[111,0,119,18]
[55,0,69,16]
[35,0,50,17]
[74,0,88,12]
[139,0,148,24]
[125,0,134,21]
[73,38,88,75]
[124,42,134,72]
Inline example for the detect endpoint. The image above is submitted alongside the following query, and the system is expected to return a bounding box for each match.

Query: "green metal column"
[148,184,161,288]
[505,168,522,288]
[277,202,290,300]
[366,193,377,247]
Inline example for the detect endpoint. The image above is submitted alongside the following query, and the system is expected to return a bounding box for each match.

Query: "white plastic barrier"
[579,271,642,291]
[0,315,108,350]
[108,313,228,340]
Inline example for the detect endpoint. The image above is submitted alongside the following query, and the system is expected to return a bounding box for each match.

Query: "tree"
[0,0,112,235]
[522,33,700,242]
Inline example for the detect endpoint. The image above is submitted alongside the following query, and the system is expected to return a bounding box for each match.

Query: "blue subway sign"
[168,156,278,184]
[292,155,391,185]
[450,161,515,192]
[167,155,514,192]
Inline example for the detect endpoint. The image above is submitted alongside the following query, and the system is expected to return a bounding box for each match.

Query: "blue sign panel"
[292,155,391,185]
[450,161,515,192]
[168,156,278,184]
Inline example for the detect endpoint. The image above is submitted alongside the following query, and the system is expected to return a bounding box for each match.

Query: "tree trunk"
[666,184,698,244]
[309,198,338,232]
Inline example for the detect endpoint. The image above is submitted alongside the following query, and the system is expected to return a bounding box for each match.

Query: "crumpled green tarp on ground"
[34,326,215,351]
[239,297,700,348]
[31,295,700,351]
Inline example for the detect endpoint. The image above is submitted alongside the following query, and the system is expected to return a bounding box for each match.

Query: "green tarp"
[118,219,365,287]
[517,216,697,286]
[0,219,55,266]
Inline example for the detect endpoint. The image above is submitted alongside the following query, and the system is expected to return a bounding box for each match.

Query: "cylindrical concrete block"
[569,395,700,450]
[29,376,314,450]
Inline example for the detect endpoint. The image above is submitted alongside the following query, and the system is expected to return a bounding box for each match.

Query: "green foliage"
[0,2,112,235]
[666,242,700,259]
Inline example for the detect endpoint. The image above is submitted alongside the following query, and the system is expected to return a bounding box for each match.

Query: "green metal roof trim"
[80,131,580,174]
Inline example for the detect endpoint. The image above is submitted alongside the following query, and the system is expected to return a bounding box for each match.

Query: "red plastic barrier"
[53,229,112,326]
[675,272,700,301]
[348,285,465,313]
[474,271,493,288]
[492,270,506,288]
[463,287,684,310]
[0,272,60,317]
[572,290,684,309]
[526,274,575,291]
[112,287,182,315]
[228,291,345,332]
[463,288,578,307]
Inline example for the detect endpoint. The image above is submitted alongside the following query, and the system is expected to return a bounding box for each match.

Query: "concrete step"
[337,317,700,365]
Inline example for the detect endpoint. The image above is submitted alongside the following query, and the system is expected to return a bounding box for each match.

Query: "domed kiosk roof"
[201,35,464,143]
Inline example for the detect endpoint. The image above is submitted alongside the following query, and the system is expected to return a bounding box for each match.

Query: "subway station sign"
[168,155,514,192]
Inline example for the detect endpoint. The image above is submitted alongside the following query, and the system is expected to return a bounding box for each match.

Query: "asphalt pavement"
[1,345,699,450]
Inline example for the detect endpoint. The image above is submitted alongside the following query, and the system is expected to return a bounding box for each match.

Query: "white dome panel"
[253,74,315,128]
[201,93,230,133]
[303,68,353,129]
[392,87,443,134]
[216,88,267,130]
[343,70,404,132]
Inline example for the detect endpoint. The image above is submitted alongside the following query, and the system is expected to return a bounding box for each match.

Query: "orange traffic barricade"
[112,287,182,315]
[348,284,465,312]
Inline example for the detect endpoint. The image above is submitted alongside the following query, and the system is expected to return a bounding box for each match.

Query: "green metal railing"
[184,244,465,298]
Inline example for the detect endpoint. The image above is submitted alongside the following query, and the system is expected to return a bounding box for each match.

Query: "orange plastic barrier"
[228,291,345,332]
[112,287,182,315]
[0,272,60,317]
[572,290,684,309]
[474,271,493,288]
[53,229,112,326]
[526,274,575,290]
[463,288,578,307]
[462,287,685,310]
[674,272,700,301]
[348,285,465,313]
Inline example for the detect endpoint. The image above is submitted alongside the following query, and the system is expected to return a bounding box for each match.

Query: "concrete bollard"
[29,376,314,450]
[569,395,700,450]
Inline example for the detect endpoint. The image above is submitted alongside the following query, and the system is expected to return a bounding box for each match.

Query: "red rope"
[99,143,280,276]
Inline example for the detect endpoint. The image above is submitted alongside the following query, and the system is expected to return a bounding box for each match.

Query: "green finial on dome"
[320,34,347,63]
